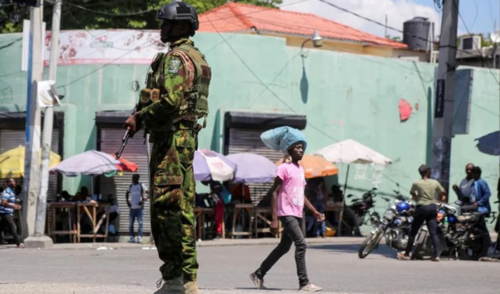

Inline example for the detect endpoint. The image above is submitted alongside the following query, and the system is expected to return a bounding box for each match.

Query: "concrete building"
[0,29,498,235]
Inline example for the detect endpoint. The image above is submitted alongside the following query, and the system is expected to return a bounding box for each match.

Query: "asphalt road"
[0,243,498,294]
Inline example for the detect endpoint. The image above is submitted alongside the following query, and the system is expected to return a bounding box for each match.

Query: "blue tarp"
[260,126,307,154]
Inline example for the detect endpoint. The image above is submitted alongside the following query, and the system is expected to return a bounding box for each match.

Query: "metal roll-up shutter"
[226,128,283,205]
[99,129,151,235]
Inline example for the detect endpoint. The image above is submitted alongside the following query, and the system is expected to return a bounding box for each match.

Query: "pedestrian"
[124,2,210,293]
[251,127,324,292]
[126,174,147,243]
[470,166,492,257]
[208,181,231,240]
[0,178,24,248]
[452,163,475,203]
[306,177,327,238]
[397,165,446,261]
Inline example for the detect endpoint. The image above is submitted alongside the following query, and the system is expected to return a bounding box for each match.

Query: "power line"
[205,15,409,191]
[63,2,154,17]
[453,0,500,85]
[316,0,485,60]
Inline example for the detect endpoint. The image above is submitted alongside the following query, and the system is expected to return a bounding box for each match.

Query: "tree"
[0,0,282,33]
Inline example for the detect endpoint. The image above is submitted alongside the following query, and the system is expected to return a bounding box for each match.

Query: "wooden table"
[325,203,344,236]
[254,207,284,238]
[194,208,218,240]
[231,203,253,239]
[77,202,110,243]
[48,202,78,243]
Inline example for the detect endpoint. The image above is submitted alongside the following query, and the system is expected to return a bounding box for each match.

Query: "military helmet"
[157,2,199,31]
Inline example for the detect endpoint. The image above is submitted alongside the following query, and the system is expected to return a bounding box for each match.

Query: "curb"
[0,237,364,251]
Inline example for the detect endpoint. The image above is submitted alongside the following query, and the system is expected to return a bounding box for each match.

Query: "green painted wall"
[1,32,499,225]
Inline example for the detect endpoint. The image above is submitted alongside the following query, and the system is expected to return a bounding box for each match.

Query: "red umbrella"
[110,155,138,172]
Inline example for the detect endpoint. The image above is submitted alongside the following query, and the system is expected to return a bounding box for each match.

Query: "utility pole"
[27,0,62,248]
[22,0,43,242]
[431,0,459,200]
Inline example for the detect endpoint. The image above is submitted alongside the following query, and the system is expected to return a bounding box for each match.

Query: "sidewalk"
[0,236,364,250]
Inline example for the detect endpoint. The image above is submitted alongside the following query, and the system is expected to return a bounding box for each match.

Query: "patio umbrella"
[50,150,120,177]
[226,153,276,183]
[314,139,392,236]
[0,145,61,178]
[194,149,236,182]
[275,155,339,179]
[113,156,138,172]
[475,131,499,155]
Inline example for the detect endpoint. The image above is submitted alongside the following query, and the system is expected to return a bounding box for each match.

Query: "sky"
[280,0,500,40]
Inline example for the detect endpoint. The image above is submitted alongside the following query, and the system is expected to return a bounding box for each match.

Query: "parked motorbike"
[358,194,414,259]
[348,188,381,228]
[411,201,497,260]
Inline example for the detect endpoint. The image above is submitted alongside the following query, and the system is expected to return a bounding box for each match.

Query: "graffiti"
[370,163,386,188]
[431,136,451,187]
[353,163,386,188]
[354,164,368,180]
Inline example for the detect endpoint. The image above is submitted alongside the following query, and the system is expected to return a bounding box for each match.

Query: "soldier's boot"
[184,281,199,294]
[154,276,185,294]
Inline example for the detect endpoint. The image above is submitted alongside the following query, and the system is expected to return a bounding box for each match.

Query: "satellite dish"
[491,30,500,44]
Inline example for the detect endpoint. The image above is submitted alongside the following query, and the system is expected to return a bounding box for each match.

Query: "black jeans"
[256,216,309,287]
[0,214,21,246]
[476,219,491,257]
[405,204,440,258]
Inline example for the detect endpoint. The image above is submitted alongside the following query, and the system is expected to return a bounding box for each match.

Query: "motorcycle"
[411,201,496,260]
[348,188,381,228]
[358,194,414,259]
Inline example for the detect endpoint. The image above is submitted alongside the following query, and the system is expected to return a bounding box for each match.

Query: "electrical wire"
[0,37,21,51]
[453,0,500,85]
[205,15,410,191]
[63,1,154,17]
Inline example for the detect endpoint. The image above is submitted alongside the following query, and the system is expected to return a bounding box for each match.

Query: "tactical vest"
[144,40,211,129]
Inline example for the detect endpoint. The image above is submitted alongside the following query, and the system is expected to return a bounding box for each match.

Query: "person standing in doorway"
[398,165,446,261]
[126,174,147,243]
[0,179,24,248]
[250,139,324,292]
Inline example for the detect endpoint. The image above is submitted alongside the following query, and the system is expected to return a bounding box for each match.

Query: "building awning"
[224,111,306,130]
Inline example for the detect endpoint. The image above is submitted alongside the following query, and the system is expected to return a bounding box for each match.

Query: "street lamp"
[301,30,323,58]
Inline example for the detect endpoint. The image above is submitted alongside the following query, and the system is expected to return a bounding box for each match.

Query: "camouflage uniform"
[140,38,211,283]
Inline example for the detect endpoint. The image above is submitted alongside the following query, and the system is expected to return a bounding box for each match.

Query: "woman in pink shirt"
[250,142,324,292]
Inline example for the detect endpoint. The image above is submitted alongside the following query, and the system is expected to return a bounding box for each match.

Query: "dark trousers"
[0,214,21,246]
[477,219,491,257]
[256,216,309,287]
[405,204,440,258]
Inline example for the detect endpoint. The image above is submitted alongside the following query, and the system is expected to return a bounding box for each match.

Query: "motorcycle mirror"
[454,200,463,206]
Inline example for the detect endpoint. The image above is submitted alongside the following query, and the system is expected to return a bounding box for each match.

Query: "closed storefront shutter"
[99,128,151,235]
[226,128,283,205]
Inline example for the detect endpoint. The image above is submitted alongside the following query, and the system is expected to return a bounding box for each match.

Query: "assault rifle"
[115,106,139,160]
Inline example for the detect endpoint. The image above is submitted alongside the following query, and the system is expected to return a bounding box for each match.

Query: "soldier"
[124,2,211,294]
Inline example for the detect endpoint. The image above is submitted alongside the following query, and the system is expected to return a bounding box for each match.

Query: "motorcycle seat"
[457,213,481,224]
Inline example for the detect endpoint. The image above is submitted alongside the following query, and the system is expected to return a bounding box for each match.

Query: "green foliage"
[0,0,282,33]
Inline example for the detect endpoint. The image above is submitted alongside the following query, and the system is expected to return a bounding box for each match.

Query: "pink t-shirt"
[276,163,306,218]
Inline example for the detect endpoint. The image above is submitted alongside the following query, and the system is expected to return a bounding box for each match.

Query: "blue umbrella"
[475,131,499,155]
[226,153,276,183]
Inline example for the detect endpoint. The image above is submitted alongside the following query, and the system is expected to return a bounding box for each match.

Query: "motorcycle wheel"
[358,230,383,259]
[458,229,487,261]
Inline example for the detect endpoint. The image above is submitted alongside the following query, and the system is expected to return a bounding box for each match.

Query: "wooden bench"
[231,203,253,239]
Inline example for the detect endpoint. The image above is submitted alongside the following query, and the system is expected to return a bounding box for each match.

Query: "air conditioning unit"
[459,35,482,51]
